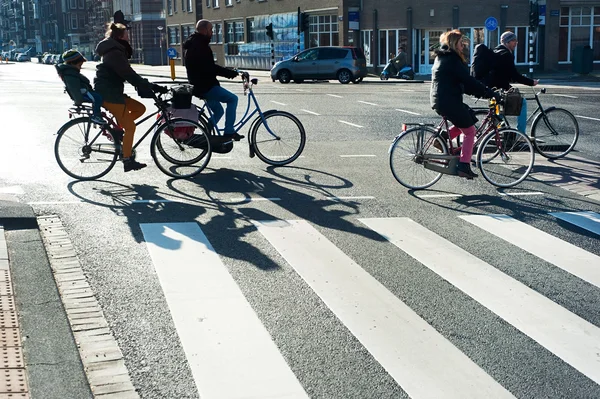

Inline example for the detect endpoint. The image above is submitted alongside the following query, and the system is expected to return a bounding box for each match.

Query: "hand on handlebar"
[224,67,239,79]
[152,83,169,94]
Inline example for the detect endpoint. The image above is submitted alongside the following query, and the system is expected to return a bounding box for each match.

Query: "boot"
[123,157,147,172]
[457,162,477,179]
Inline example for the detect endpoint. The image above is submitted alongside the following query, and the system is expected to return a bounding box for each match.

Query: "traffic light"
[300,12,310,32]
[266,23,274,40]
[529,3,539,28]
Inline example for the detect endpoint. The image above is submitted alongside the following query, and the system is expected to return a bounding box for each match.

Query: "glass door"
[419,30,444,74]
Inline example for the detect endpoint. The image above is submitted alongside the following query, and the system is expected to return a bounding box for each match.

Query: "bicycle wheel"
[54,117,119,180]
[389,126,447,190]
[531,107,579,159]
[250,111,306,166]
[476,128,534,188]
[151,118,212,178]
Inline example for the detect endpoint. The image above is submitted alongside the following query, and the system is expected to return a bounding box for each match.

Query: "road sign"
[485,17,498,31]
[167,47,177,59]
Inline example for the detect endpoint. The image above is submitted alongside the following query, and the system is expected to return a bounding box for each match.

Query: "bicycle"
[389,97,535,189]
[472,87,579,159]
[194,70,306,166]
[54,87,212,180]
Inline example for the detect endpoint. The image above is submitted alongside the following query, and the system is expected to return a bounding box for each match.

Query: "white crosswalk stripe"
[141,212,600,397]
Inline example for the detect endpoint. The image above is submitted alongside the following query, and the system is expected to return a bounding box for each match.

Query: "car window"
[352,48,366,60]
[318,48,348,60]
[297,49,318,61]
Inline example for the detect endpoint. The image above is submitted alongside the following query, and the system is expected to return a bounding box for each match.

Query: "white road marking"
[140,222,309,399]
[498,192,544,197]
[575,115,600,121]
[254,219,514,399]
[550,211,600,237]
[300,109,321,116]
[552,94,578,99]
[358,100,378,106]
[228,197,281,202]
[324,196,375,201]
[417,194,463,198]
[0,186,24,195]
[327,94,343,98]
[131,199,173,204]
[28,201,84,205]
[271,100,287,106]
[396,109,421,115]
[339,154,376,158]
[362,217,600,386]
[338,120,363,128]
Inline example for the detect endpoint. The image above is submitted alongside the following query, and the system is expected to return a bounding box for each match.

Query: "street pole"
[157,25,164,66]
[528,0,539,79]
[297,7,301,54]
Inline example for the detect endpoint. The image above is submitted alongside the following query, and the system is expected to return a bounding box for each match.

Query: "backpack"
[470,44,496,81]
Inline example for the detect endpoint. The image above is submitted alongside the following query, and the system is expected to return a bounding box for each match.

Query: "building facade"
[200,0,599,73]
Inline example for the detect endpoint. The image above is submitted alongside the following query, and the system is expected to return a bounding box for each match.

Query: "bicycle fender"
[248,109,280,142]
[531,106,556,130]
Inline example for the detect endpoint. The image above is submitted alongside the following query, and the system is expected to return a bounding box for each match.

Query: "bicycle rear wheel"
[389,126,447,190]
[54,117,119,180]
[250,111,306,166]
[151,118,212,178]
[477,128,534,188]
[531,107,579,159]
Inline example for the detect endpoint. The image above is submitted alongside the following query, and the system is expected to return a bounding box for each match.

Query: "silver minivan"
[270,46,368,84]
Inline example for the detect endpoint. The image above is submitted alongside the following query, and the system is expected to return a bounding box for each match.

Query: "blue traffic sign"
[485,17,498,31]
[167,47,177,59]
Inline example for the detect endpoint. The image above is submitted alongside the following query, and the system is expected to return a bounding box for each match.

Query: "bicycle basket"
[171,84,194,109]
[503,88,523,116]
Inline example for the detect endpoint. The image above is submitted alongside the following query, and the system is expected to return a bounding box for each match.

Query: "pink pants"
[449,125,477,163]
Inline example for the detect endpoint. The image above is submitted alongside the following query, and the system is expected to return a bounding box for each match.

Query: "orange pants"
[103,98,146,158]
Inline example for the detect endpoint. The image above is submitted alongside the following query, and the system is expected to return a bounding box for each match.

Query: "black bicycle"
[473,87,579,159]
[54,86,212,180]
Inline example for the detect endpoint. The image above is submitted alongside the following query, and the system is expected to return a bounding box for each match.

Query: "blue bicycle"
[196,71,306,166]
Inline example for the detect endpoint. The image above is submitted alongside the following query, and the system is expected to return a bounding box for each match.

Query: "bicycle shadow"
[530,155,600,189]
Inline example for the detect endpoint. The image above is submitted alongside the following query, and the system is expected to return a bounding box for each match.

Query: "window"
[70,0,76,9]
[167,0,173,15]
[361,30,373,66]
[378,29,408,66]
[559,7,599,62]
[308,15,338,48]
[213,0,219,8]
[78,0,84,8]
[206,0,210,7]
[182,0,186,12]
[187,0,193,13]
[211,23,222,43]
[79,16,85,29]
[168,26,180,45]
[226,0,232,5]
[71,14,77,29]
[234,21,244,42]
[247,19,255,42]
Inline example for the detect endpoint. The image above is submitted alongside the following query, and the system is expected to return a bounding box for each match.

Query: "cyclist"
[430,29,499,179]
[183,19,241,141]
[482,31,539,134]
[94,22,167,172]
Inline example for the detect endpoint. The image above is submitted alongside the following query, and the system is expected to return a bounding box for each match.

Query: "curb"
[0,200,92,399]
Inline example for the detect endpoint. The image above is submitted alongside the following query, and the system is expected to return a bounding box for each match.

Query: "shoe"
[90,115,106,125]
[182,134,208,149]
[457,162,478,179]
[123,158,147,172]
[223,132,244,141]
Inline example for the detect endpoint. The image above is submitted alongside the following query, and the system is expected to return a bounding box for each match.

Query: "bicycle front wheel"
[54,117,119,180]
[250,111,306,166]
[531,107,579,159]
[477,128,534,188]
[389,126,447,190]
[151,118,212,178]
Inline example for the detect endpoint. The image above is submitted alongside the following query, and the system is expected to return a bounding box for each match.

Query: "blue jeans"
[204,85,238,134]
[84,91,103,117]
[517,97,527,134]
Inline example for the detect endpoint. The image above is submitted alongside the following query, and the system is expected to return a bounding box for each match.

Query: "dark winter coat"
[55,63,94,105]
[182,33,237,96]
[93,37,151,104]
[483,45,535,90]
[430,45,494,128]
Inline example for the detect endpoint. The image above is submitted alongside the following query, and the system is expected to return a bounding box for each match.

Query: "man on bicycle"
[183,19,242,141]
[482,31,539,134]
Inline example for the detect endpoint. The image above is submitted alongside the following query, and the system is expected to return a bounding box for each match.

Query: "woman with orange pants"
[94,22,166,172]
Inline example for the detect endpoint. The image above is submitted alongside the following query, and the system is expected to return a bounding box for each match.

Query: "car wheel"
[337,69,352,84]
[277,70,292,84]
[352,77,363,84]
[293,79,304,84]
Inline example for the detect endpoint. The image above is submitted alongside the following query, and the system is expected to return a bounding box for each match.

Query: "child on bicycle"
[430,30,499,179]
[56,49,105,125]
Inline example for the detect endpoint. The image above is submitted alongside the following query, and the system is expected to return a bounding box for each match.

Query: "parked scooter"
[380,59,415,80]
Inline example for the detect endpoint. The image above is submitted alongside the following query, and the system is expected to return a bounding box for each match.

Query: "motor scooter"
[380,60,415,80]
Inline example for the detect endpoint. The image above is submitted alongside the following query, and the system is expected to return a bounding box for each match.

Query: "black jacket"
[483,45,535,90]
[183,33,237,96]
[93,38,151,104]
[430,46,494,128]
[56,63,94,105]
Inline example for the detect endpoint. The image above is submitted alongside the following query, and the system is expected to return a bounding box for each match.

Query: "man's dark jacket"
[430,45,493,128]
[183,33,237,96]
[483,45,534,90]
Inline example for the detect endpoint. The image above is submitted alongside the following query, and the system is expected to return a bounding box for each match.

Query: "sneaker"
[223,132,244,141]
[182,134,208,149]
[123,158,147,172]
[90,115,106,125]
[457,162,478,179]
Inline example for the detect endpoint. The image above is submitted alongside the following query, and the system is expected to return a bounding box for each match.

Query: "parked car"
[16,53,30,62]
[270,46,368,84]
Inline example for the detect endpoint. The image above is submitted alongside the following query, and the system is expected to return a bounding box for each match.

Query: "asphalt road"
[1,62,600,399]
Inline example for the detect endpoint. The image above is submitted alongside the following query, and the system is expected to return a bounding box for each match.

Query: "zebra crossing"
[139,211,600,398]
